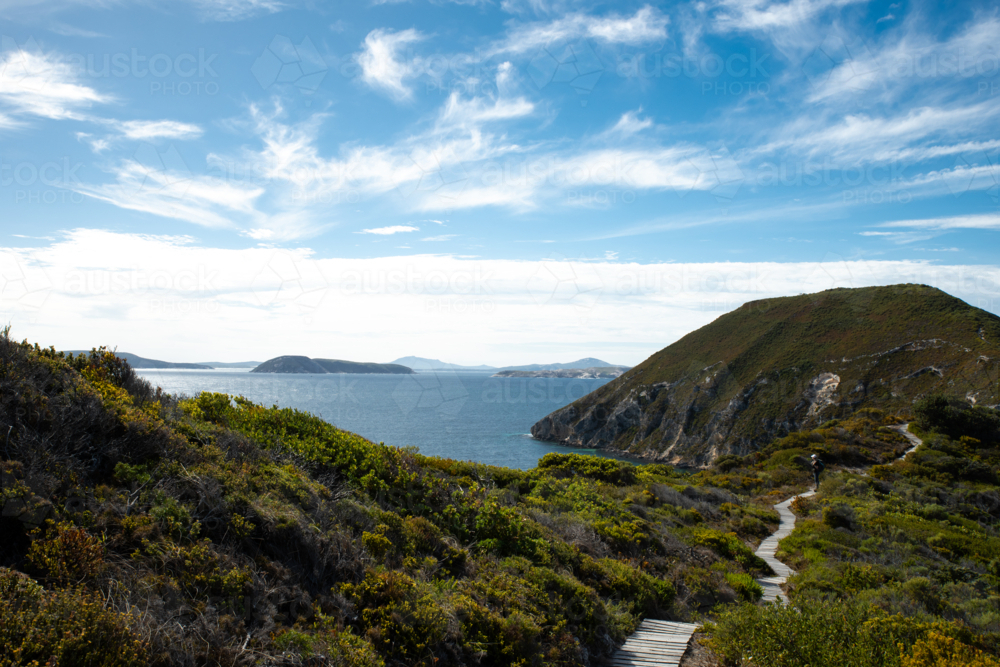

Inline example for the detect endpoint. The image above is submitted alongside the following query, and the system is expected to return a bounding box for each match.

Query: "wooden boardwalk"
[607,619,700,667]
[754,423,922,603]
[608,425,923,664]
[754,491,814,602]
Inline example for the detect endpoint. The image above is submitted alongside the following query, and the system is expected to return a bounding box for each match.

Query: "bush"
[914,395,1000,445]
[706,598,972,667]
[691,529,771,573]
[724,572,763,602]
[0,567,147,667]
[821,503,856,530]
[901,632,1000,667]
[26,521,105,583]
[537,453,638,485]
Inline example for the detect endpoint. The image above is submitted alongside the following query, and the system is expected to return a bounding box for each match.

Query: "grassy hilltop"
[532,284,1000,465]
[1,324,998,667]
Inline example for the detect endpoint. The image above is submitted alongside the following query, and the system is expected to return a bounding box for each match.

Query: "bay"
[135,369,626,470]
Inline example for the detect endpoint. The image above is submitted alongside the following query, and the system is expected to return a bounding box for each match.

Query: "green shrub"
[902,632,1000,667]
[724,572,763,601]
[26,521,105,583]
[707,598,958,667]
[537,453,638,485]
[0,568,147,667]
[691,528,771,573]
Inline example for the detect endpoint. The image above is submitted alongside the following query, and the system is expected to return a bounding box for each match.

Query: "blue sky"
[0,0,998,365]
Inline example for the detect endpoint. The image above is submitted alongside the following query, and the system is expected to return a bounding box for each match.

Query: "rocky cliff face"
[531,286,1000,467]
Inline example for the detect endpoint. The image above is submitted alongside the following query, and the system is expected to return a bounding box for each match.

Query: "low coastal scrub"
[705,400,1000,665]
[0,332,782,666]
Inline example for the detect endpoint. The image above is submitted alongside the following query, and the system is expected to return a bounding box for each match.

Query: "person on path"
[811,454,825,490]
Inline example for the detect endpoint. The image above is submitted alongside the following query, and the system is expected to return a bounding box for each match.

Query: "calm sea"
[135,369,623,470]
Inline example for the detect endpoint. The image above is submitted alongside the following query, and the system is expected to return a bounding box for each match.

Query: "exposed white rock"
[805,373,841,417]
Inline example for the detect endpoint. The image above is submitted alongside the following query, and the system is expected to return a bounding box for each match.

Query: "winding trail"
[754,490,815,603]
[753,422,923,603]
[608,424,923,665]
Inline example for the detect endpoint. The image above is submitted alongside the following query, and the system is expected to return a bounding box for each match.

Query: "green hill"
[532,284,1000,466]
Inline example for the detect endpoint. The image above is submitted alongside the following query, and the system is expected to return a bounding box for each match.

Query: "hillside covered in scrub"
[0,331,788,666]
[1,328,998,666]
[532,284,1000,466]
[705,396,1000,667]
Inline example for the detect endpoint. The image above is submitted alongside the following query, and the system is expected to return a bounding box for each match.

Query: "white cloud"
[494,5,668,55]
[607,109,653,136]
[858,230,937,244]
[190,0,286,20]
[0,39,109,120]
[710,0,864,34]
[439,91,535,126]
[754,102,1000,165]
[6,230,1000,366]
[50,24,108,38]
[880,214,1000,231]
[423,234,457,241]
[357,28,425,100]
[359,225,421,235]
[806,17,1000,106]
[118,120,204,141]
[73,148,265,231]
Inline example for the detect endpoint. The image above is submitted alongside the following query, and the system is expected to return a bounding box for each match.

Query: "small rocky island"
[251,355,414,374]
[492,367,628,379]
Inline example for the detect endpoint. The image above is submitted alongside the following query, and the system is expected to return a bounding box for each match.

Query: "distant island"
[389,356,628,372]
[493,367,629,379]
[389,356,496,371]
[252,355,414,374]
[194,360,263,369]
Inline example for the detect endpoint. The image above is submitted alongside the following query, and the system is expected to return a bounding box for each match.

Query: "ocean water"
[135,369,623,470]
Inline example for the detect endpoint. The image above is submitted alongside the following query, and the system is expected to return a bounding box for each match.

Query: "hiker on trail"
[811,454,825,490]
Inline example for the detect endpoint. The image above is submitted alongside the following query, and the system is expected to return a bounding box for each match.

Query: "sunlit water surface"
[136,369,629,470]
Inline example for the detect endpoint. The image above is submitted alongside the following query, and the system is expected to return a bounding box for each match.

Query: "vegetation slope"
[1,330,786,667]
[705,398,1000,667]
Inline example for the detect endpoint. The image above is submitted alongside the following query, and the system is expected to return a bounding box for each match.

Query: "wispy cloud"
[117,120,204,141]
[359,225,420,235]
[710,0,864,34]
[50,24,108,38]
[606,109,653,137]
[0,39,109,120]
[858,230,937,244]
[493,5,668,55]
[880,214,1000,231]
[357,28,425,100]
[190,0,286,21]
